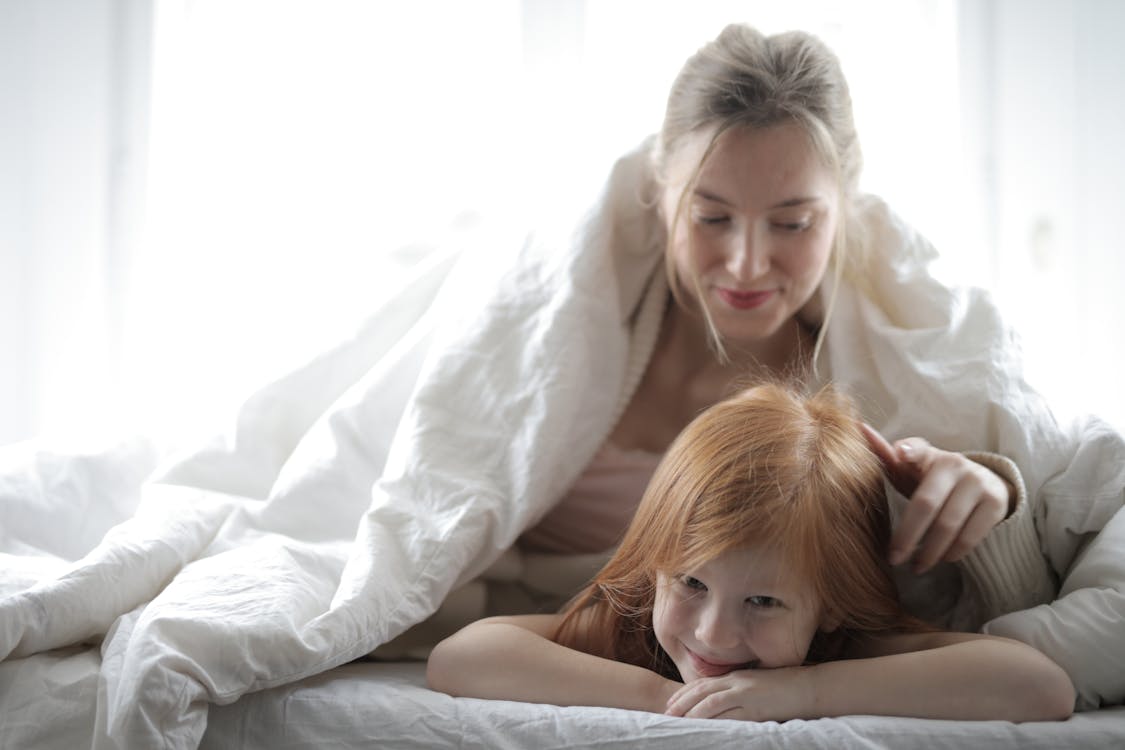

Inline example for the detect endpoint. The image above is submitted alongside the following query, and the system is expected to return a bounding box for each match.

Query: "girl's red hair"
[555,382,924,677]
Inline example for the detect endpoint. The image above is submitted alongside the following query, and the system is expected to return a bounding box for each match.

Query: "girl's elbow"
[1040,669,1076,721]
[425,635,465,696]
[1020,662,1075,722]
[992,638,1075,722]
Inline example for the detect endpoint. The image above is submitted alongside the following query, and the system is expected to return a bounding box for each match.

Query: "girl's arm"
[666,630,1075,722]
[813,631,1074,721]
[426,613,680,712]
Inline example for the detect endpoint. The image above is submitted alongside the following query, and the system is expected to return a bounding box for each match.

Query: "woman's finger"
[941,496,1005,563]
[888,447,956,566]
[894,437,931,466]
[860,422,898,466]
[941,471,1008,562]
[911,479,980,572]
[861,424,923,498]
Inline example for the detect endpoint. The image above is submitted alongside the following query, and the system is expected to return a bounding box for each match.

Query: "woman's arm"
[426,614,680,712]
[665,630,1075,722]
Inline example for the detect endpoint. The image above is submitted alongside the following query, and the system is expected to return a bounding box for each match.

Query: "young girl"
[427,383,1075,722]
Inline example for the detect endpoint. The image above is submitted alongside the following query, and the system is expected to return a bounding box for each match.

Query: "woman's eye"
[695,215,729,226]
[747,595,780,608]
[773,220,811,232]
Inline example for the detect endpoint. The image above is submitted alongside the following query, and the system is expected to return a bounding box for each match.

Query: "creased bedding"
[4,653,1125,749]
[1,141,1124,749]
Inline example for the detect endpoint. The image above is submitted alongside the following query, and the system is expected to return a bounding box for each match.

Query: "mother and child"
[418,22,1125,720]
[428,383,1075,721]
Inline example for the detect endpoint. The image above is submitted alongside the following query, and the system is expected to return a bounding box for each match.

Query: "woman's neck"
[661,305,811,385]
[609,304,815,454]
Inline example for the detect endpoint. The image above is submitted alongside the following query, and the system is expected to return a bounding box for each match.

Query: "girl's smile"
[653,543,835,682]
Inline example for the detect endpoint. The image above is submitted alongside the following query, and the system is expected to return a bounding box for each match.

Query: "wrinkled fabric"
[0,140,1123,749]
[820,200,1125,709]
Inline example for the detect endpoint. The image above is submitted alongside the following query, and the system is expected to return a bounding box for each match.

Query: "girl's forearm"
[808,638,1075,722]
[426,618,679,713]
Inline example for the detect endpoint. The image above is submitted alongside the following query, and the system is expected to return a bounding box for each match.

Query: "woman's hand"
[663,667,813,721]
[861,424,1013,573]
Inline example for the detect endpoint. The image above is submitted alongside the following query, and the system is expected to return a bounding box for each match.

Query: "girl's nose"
[694,601,742,651]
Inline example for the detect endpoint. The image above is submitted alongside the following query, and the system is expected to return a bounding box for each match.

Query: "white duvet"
[0,237,472,747]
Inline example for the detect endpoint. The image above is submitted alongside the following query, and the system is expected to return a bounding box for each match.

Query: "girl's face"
[660,123,839,346]
[652,543,833,681]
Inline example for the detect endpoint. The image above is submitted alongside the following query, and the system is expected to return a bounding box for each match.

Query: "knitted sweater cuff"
[958,451,1057,622]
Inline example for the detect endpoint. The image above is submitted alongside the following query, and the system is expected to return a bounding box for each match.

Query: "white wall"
[2,0,1123,443]
[970,0,1125,430]
[0,0,151,445]
[1,0,113,445]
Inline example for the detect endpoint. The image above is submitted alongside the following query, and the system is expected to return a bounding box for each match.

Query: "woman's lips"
[686,648,754,678]
[716,287,775,310]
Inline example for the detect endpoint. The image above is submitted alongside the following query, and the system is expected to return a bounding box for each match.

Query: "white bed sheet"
[4,647,1124,749]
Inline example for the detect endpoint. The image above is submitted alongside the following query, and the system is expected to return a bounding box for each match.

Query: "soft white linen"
[0,238,475,747]
[1,139,1124,748]
[4,647,1124,749]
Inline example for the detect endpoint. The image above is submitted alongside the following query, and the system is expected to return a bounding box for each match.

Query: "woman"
[427,384,1075,721]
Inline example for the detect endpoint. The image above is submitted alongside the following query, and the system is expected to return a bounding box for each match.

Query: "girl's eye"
[773,220,811,232]
[679,575,707,591]
[747,595,780,609]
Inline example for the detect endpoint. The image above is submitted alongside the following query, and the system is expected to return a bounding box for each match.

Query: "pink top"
[519,440,663,554]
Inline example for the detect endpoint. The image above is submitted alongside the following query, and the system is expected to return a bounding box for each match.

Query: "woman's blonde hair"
[653,24,868,364]
[555,382,923,678]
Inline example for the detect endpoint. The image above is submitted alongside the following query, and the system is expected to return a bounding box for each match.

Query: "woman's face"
[652,543,831,681]
[661,123,839,346]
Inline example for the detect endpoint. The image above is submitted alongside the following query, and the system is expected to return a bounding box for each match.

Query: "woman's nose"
[725,229,770,282]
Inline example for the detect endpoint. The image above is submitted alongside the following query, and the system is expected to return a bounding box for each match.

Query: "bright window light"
[119,0,1120,443]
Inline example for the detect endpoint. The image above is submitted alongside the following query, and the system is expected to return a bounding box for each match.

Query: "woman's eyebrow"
[770,196,822,209]
[692,188,824,210]
[692,187,732,206]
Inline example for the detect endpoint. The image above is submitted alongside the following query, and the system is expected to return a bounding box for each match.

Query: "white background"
[1,0,1123,447]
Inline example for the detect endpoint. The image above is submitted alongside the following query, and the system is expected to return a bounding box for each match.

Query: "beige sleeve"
[957,451,1057,622]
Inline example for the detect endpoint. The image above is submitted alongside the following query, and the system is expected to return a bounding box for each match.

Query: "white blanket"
[1,236,475,746]
[2,205,643,747]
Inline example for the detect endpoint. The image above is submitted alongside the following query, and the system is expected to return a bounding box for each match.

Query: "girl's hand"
[861,424,1013,574]
[663,667,813,721]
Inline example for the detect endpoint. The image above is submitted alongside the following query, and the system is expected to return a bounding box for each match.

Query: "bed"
[3,652,1125,749]
[2,221,1124,750]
